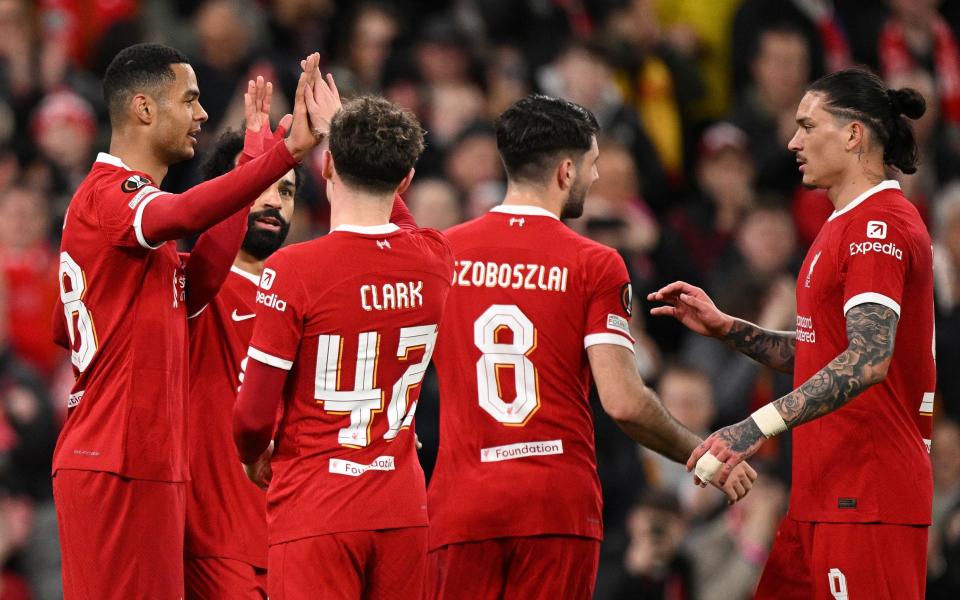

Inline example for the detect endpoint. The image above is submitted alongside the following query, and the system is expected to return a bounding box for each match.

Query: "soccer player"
[651,67,934,599]
[424,94,756,600]
[52,44,323,597]
[184,77,299,599]
[232,95,453,600]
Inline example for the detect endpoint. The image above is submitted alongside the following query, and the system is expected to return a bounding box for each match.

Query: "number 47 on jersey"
[313,324,438,448]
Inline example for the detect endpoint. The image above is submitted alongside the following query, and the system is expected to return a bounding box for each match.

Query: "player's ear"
[556,158,574,191]
[845,121,865,152]
[320,149,334,181]
[132,93,154,125]
[395,168,415,196]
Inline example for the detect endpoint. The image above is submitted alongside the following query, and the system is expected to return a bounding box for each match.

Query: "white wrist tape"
[751,404,788,438]
[694,452,723,483]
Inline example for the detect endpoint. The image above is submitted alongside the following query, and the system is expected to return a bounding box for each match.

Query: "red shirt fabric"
[426,205,636,549]
[185,266,267,567]
[53,153,189,481]
[792,180,934,525]
[246,223,453,545]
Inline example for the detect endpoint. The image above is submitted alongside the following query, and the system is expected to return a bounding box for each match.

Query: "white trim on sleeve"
[584,333,635,353]
[132,191,168,249]
[843,292,901,316]
[248,346,294,370]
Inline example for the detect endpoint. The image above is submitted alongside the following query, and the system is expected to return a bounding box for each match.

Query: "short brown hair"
[329,96,425,194]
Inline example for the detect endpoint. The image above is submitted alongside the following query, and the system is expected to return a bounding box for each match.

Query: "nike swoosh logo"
[231,309,256,322]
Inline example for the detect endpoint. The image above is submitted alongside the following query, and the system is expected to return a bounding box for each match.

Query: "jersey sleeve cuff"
[584,333,635,353]
[133,191,169,250]
[843,292,901,317]
[248,346,294,370]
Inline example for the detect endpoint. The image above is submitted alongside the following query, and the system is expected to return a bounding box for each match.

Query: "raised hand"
[283,52,323,161]
[687,418,765,487]
[647,281,733,339]
[301,59,342,140]
[242,75,293,161]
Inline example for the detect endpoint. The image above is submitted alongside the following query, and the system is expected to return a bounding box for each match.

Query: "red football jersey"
[54,153,188,481]
[792,180,934,524]
[185,266,266,567]
[426,205,636,549]
[246,223,454,545]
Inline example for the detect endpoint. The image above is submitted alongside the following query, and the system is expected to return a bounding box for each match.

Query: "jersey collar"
[230,265,261,285]
[490,204,560,220]
[329,223,400,235]
[95,152,132,171]
[827,180,901,221]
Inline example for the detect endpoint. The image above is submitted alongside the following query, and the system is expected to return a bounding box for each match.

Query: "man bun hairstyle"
[808,67,926,174]
[496,94,600,183]
[328,95,425,194]
[103,43,190,126]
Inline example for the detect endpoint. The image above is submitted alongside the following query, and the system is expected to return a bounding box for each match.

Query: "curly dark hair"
[328,95,425,194]
[103,43,190,125]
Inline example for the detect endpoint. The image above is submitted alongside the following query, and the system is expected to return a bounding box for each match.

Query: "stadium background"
[0,0,958,597]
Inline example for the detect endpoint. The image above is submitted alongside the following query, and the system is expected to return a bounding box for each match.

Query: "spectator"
[687,464,789,600]
[607,490,694,599]
[538,40,670,211]
[933,183,960,419]
[682,204,798,430]
[0,186,62,378]
[405,178,462,231]
[329,2,401,95]
[728,21,812,196]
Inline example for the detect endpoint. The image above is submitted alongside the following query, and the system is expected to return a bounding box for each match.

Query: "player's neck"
[826,161,887,212]
[501,183,562,218]
[233,251,264,277]
[329,187,392,229]
[108,135,168,184]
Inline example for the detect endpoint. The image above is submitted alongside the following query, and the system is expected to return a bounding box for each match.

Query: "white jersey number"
[474,304,540,425]
[315,325,438,447]
[59,252,97,372]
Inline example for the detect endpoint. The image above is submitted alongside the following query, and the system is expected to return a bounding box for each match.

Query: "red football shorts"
[53,469,185,600]
[267,527,427,600]
[185,557,267,599]
[425,535,601,600]
[755,516,927,600]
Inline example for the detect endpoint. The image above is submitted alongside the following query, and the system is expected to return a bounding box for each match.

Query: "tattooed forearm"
[773,303,898,428]
[715,418,765,453]
[722,319,796,373]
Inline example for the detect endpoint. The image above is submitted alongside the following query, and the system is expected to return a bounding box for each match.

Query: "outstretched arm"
[648,281,795,373]
[688,302,897,485]
[588,343,757,502]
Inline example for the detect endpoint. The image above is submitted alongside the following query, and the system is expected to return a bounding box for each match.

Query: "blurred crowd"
[1,0,960,598]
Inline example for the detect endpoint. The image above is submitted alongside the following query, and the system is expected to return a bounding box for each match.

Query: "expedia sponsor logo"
[259,267,277,290]
[480,439,564,463]
[849,241,903,260]
[256,291,287,312]
[329,456,395,477]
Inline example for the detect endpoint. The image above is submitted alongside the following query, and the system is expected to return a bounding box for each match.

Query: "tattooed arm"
[648,281,795,373]
[722,319,796,373]
[686,303,898,485]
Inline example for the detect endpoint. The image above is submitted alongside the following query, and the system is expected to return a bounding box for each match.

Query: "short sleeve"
[95,173,170,249]
[582,246,635,352]
[840,213,911,316]
[247,252,306,370]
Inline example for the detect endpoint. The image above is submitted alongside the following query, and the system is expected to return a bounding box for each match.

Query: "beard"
[560,176,590,219]
[242,207,290,260]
